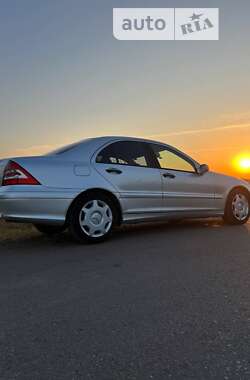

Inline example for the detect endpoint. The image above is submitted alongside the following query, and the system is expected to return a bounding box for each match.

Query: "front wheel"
[69,193,118,243]
[224,188,250,225]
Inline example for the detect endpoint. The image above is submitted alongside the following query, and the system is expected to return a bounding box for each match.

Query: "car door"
[93,140,163,217]
[149,143,216,215]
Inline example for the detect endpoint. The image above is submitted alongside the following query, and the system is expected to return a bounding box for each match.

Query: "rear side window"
[96,141,151,168]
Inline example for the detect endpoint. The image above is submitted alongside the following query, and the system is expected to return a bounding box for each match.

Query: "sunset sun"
[233,154,250,174]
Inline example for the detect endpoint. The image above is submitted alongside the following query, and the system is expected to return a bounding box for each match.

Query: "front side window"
[151,144,195,172]
[96,141,151,168]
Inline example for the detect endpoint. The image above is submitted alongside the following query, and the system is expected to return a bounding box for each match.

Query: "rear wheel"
[224,188,250,225]
[69,193,118,243]
[34,224,66,235]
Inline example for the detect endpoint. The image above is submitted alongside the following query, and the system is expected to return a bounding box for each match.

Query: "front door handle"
[162,172,175,179]
[106,168,122,175]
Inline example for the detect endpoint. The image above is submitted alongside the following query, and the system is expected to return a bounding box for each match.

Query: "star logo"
[190,13,203,21]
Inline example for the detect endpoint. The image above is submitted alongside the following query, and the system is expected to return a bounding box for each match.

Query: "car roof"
[49,136,199,166]
[49,136,159,158]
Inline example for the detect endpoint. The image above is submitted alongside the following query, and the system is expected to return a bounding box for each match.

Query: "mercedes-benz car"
[0,136,249,243]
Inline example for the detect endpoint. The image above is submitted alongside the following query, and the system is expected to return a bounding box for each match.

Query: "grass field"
[0,220,34,240]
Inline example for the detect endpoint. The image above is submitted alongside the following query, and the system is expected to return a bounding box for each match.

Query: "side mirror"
[197,164,209,175]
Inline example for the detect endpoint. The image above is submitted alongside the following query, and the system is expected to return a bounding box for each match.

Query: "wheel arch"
[66,188,123,225]
[225,185,250,209]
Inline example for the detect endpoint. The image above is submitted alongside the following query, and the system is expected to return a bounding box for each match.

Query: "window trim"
[95,140,156,169]
[148,143,198,174]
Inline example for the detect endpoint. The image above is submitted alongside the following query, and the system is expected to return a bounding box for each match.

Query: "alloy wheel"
[232,193,249,221]
[79,199,113,238]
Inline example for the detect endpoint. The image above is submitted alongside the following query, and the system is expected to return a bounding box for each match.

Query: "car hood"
[211,171,250,190]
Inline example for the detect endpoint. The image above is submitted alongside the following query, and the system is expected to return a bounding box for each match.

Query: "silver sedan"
[0,136,249,243]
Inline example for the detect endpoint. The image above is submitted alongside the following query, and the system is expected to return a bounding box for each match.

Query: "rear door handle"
[106,168,122,175]
[162,172,175,179]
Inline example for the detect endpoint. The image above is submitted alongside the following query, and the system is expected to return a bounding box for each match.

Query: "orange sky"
[3,120,250,179]
[149,121,250,179]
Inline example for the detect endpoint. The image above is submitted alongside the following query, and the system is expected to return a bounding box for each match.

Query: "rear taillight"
[2,161,40,186]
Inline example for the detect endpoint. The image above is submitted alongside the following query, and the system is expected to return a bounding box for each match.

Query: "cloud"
[187,146,249,154]
[148,122,250,139]
[3,120,250,158]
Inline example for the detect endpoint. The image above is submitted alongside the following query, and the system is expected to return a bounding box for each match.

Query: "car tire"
[34,224,66,235]
[69,193,118,243]
[224,188,250,225]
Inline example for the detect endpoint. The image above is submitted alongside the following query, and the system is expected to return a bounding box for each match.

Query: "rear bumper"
[0,186,78,225]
